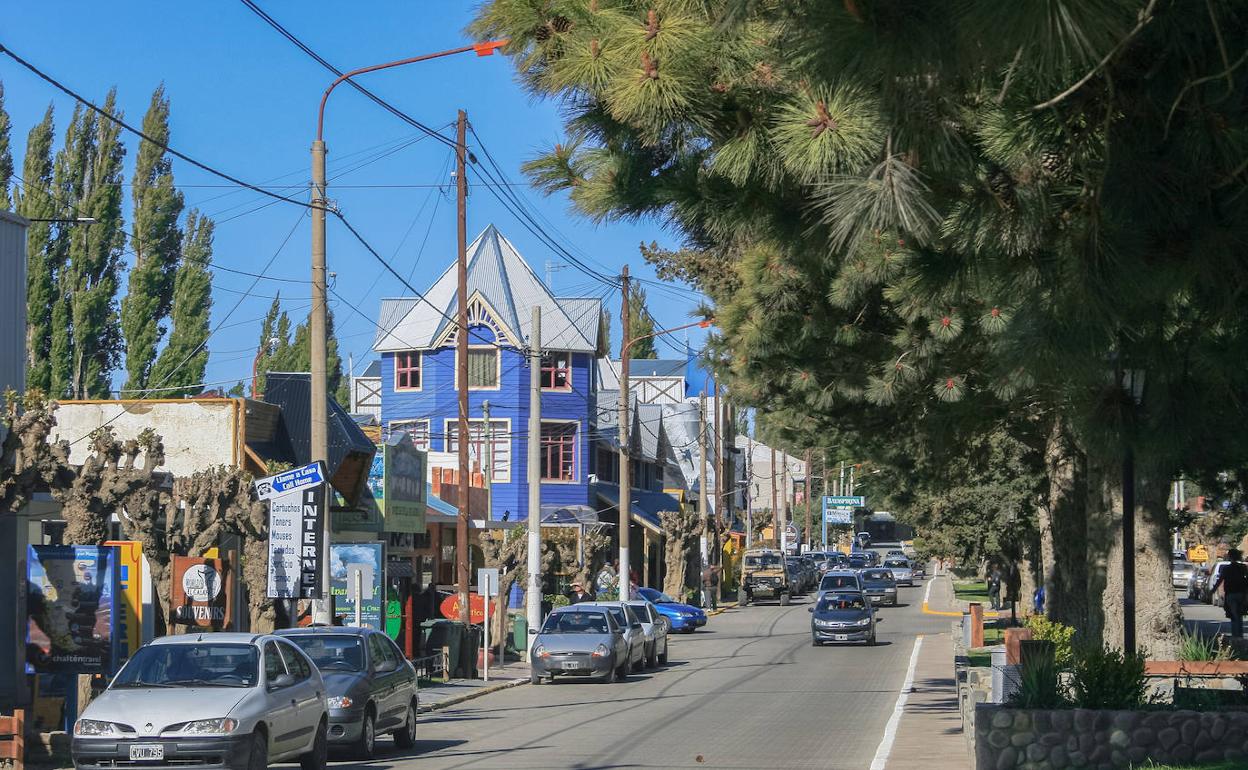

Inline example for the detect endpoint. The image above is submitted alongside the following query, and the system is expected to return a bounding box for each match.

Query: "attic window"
[541,351,572,390]
[395,351,422,391]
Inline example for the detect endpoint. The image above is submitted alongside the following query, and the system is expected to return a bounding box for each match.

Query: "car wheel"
[602,659,617,684]
[393,702,417,750]
[780,593,791,606]
[248,730,268,770]
[530,669,542,685]
[354,709,376,760]
[299,720,327,770]
[659,644,668,665]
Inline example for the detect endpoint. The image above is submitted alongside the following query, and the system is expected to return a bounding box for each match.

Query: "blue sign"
[822,496,855,524]
[255,461,326,501]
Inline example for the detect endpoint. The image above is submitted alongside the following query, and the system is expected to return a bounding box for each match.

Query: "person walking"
[701,564,721,611]
[987,566,1003,611]
[1213,549,1248,638]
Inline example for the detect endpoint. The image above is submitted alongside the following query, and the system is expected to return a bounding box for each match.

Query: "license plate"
[834,634,848,641]
[561,661,580,670]
[129,744,164,761]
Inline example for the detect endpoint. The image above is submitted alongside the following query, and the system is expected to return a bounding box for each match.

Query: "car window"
[818,594,867,611]
[368,633,392,669]
[884,560,908,568]
[264,641,287,682]
[542,611,610,634]
[113,644,258,689]
[863,569,892,581]
[276,641,311,681]
[606,607,628,629]
[628,604,651,623]
[623,605,643,628]
[821,575,857,590]
[383,635,408,667]
[286,634,365,671]
[745,554,782,568]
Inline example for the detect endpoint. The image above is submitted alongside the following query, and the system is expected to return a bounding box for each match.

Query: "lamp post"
[309,40,505,624]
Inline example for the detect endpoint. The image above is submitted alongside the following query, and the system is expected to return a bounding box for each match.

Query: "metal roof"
[374,225,600,353]
[359,360,381,378]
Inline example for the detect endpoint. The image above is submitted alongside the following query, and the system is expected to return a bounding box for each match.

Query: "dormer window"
[395,351,422,391]
[541,351,572,390]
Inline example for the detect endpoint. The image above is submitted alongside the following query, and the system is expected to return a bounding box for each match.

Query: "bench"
[0,709,24,770]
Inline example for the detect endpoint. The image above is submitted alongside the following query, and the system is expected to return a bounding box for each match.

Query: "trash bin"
[422,620,466,678]
[460,625,481,679]
[510,612,527,652]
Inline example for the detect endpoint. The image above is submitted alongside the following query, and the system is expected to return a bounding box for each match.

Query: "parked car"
[277,626,417,758]
[579,602,648,672]
[1171,560,1198,589]
[882,558,914,587]
[625,600,670,667]
[809,591,878,646]
[72,633,327,770]
[740,547,792,606]
[528,605,631,684]
[1188,567,1211,601]
[1209,562,1232,607]
[817,570,863,600]
[637,587,707,632]
[859,568,899,606]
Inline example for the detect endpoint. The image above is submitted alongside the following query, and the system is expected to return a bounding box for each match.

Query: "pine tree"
[15,106,57,392]
[0,82,13,210]
[149,212,213,398]
[121,86,184,395]
[626,283,656,359]
[253,302,348,405]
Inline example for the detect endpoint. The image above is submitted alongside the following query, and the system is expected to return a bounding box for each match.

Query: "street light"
[308,39,506,624]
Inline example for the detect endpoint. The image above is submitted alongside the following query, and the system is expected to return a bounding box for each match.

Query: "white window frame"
[388,418,430,450]
[455,345,501,391]
[444,417,511,483]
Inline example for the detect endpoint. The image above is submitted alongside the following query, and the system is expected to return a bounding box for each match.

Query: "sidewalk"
[883,633,971,770]
[922,571,1001,619]
[416,660,528,713]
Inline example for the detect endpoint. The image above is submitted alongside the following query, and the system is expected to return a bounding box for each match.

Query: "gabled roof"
[374,225,600,353]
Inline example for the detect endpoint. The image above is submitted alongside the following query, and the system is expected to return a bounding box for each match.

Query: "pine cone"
[1041,149,1064,176]
[988,168,1014,197]
[533,24,551,43]
[551,15,572,33]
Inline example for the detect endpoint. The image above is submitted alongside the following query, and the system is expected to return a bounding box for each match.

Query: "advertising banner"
[171,555,235,630]
[103,540,143,662]
[265,462,327,600]
[26,546,118,674]
[330,543,383,629]
[381,434,426,534]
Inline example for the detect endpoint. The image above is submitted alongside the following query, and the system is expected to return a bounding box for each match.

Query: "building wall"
[379,325,594,520]
[0,212,27,397]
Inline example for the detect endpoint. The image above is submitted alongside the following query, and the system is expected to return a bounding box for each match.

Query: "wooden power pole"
[455,109,471,624]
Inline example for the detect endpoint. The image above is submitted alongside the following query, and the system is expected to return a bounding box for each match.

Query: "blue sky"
[1,2,709,394]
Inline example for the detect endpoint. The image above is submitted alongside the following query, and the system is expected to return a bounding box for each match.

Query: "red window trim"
[540,351,572,391]
[540,422,577,482]
[394,351,422,391]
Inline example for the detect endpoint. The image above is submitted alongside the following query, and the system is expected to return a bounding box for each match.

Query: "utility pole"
[804,448,812,552]
[745,437,754,549]
[821,450,829,549]
[617,265,631,601]
[770,445,779,544]
[526,307,542,658]
[698,390,709,607]
[483,400,493,520]
[309,129,332,625]
[455,109,471,625]
[712,379,721,573]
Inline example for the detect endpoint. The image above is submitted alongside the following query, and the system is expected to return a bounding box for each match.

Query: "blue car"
[638,588,707,633]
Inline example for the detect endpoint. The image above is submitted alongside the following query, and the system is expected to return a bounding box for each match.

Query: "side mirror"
[527,628,538,635]
[806,607,813,613]
[269,673,295,689]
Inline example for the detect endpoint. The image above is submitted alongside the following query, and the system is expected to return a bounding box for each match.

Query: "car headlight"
[180,718,238,735]
[592,644,610,658]
[857,618,871,626]
[74,720,129,737]
[326,696,354,710]
[534,644,549,659]
[814,619,833,628]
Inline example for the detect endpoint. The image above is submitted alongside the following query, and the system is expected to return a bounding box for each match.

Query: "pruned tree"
[660,508,702,599]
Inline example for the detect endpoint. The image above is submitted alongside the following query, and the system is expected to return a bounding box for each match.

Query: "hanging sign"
[439,593,486,625]
[254,461,326,501]
[171,555,235,629]
[265,464,327,600]
[380,434,427,534]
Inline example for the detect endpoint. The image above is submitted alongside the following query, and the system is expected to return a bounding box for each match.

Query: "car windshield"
[1173,561,1193,571]
[543,611,610,634]
[113,644,257,688]
[848,558,869,567]
[640,588,677,603]
[286,635,365,671]
[818,595,867,612]
[862,569,892,582]
[821,575,857,590]
[884,560,909,568]
[745,554,782,568]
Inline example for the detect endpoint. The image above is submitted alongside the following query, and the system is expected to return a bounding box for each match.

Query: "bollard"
[442,646,451,683]
[969,603,984,648]
[1004,627,1033,665]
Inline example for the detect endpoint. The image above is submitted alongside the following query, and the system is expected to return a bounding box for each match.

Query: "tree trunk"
[663,537,687,598]
[1043,417,1089,631]
[1084,456,1115,648]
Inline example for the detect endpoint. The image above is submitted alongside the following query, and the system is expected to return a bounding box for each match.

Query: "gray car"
[1171,560,1198,589]
[579,601,648,672]
[859,568,899,606]
[278,627,417,758]
[883,558,914,587]
[72,632,327,770]
[529,605,632,684]
[810,591,879,646]
[625,600,670,667]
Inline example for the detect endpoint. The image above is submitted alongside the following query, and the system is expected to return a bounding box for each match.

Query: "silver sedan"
[529,606,632,684]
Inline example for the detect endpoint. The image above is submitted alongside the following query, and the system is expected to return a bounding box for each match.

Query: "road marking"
[868,634,924,770]
[921,576,999,618]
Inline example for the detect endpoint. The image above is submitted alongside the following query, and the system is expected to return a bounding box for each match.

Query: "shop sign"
[440,592,486,625]
[380,434,427,534]
[26,546,119,674]
[265,465,327,600]
[171,555,234,629]
[331,543,384,630]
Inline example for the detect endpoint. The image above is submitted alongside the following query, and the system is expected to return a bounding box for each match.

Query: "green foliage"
[121,86,184,395]
[1008,655,1066,710]
[626,282,656,359]
[0,82,12,210]
[1070,645,1150,710]
[1025,614,1076,669]
[1175,627,1234,663]
[252,301,348,405]
[545,594,570,609]
[15,106,57,393]
[148,212,213,398]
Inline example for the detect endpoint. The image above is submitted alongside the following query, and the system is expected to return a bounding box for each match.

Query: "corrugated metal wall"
[0,211,27,396]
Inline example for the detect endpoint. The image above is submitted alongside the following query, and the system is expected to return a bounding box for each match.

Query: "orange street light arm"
[623,317,714,356]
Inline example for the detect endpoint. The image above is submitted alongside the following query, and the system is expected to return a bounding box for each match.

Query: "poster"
[381,433,426,534]
[171,555,234,630]
[268,483,326,599]
[103,540,143,662]
[26,546,118,674]
[330,543,383,630]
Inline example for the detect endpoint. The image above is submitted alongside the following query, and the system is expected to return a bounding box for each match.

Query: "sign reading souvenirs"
[253,461,326,501]
[261,462,327,600]
[171,555,235,629]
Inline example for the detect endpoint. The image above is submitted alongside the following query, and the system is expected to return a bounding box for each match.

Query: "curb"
[920,574,1000,618]
[417,677,527,713]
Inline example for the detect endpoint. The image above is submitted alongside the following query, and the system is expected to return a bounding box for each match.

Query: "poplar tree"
[625,283,656,358]
[15,106,56,392]
[149,211,214,398]
[0,83,12,210]
[257,305,348,405]
[122,86,184,395]
[251,297,281,398]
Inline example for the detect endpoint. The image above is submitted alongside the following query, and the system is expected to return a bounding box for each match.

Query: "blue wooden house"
[372,225,604,523]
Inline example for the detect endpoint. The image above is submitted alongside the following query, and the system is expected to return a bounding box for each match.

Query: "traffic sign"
[823,495,865,508]
[254,461,326,501]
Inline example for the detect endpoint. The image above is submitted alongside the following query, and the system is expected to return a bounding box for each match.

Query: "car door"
[623,605,645,664]
[382,634,418,715]
[366,633,400,728]
[276,640,322,752]
[605,610,627,663]
[262,640,299,759]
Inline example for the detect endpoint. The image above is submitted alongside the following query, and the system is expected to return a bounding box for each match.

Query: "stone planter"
[974,704,1248,769]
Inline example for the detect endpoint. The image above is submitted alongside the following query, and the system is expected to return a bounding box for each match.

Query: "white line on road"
[923,578,934,608]
[868,634,924,770]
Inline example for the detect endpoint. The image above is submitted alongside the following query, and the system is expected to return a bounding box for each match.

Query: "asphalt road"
[325,560,951,770]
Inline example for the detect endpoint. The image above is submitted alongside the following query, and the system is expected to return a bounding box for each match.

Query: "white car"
[72,632,327,770]
[625,599,670,667]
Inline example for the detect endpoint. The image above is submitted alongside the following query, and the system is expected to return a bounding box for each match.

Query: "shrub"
[1070,644,1150,710]
[1008,655,1068,709]
[1025,614,1075,669]
[544,594,570,608]
[1175,626,1233,662]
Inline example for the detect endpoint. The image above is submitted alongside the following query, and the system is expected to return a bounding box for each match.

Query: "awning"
[592,482,679,535]
[540,504,603,526]
[425,489,519,529]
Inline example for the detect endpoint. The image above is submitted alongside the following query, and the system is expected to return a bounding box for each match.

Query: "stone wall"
[975,705,1248,769]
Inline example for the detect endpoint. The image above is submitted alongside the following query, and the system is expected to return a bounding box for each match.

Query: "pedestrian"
[596,562,617,598]
[987,566,1003,611]
[701,564,721,610]
[1033,584,1045,615]
[568,581,594,604]
[1213,548,1248,638]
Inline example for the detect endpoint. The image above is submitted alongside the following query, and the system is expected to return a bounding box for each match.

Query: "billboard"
[26,546,118,674]
[330,543,383,630]
[381,434,426,534]
[171,555,235,630]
